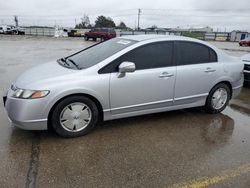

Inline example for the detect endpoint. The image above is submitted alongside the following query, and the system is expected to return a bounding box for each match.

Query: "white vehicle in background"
[0,25,10,34]
[0,25,25,35]
[0,26,4,34]
[241,53,250,85]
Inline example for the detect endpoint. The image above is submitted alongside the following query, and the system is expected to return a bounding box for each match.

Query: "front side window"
[99,42,174,73]
[178,41,217,65]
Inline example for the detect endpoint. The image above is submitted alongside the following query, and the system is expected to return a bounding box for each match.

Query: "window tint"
[209,49,217,62]
[178,42,217,65]
[99,42,174,73]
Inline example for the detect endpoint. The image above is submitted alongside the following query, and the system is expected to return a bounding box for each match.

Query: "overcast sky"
[0,0,249,31]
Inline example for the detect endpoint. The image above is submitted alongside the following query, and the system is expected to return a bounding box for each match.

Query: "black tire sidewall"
[51,96,99,137]
[205,83,230,114]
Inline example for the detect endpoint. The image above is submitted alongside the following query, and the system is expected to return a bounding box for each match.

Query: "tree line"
[75,14,130,30]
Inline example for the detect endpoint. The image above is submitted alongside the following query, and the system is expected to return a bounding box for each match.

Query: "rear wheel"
[51,96,99,137]
[101,36,105,42]
[205,83,230,114]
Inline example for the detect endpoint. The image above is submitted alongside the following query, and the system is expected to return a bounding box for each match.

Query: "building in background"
[172,26,213,33]
[230,31,249,42]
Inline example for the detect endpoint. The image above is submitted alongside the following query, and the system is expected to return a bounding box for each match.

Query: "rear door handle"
[204,68,216,73]
[159,72,174,78]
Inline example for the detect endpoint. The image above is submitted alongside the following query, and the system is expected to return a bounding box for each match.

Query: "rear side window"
[99,42,174,73]
[209,48,217,62]
[178,41,217,65]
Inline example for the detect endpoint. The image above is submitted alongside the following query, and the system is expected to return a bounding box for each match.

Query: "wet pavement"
[0,35,250,188]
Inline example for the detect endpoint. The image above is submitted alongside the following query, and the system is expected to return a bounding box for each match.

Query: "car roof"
[119,34,200,42]
[119,34,222,54]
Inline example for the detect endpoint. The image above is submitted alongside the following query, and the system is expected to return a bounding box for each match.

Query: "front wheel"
[51,96,99,137]
[205,83,230,114]
[84,36,89,41]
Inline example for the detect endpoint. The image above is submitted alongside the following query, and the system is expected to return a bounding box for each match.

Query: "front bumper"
[3,95,48,130]
[232,85,242,99]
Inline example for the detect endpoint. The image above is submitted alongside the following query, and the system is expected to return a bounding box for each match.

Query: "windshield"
[59,38,137,70]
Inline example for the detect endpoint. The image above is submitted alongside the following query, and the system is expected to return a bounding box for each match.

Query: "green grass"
[182,32,205,40]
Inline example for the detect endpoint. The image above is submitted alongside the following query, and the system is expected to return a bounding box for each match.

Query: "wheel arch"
[211,81,233,99]
[47,93,104,130]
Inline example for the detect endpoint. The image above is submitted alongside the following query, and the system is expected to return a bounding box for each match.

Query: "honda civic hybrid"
[3,35,244,137]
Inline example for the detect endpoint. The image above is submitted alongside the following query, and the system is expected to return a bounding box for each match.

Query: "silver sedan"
[3,35,244,137]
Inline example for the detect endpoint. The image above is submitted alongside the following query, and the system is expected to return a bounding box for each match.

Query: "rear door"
[107,42,176,115]
[174,41,223,105]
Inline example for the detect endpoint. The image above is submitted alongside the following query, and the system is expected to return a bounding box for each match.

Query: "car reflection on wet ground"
[0,36,250,188]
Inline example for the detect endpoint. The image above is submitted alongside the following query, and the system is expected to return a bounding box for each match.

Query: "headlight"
[11,86,49,99]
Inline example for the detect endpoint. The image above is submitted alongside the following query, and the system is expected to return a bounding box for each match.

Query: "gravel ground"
[0,35,250,188]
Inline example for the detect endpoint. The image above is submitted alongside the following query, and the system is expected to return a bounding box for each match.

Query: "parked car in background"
[3,35,244,137]
[239,37,250,46]
[68,29,82,37]
[241,53,250,85]
[0,25,13,34]
[0,25,25,35]
[84,28,116,41]
[11,27,25,35]
[0,26,4,34]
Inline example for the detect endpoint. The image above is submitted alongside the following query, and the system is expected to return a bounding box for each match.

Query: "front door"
[109,41,176,115]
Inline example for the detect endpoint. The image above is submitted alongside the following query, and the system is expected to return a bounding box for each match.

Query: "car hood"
[241,38,250,42]
[14,61,78,89]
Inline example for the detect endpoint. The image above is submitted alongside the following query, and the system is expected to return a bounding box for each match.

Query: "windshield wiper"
[58,58,70,67]
[67,58,81,70]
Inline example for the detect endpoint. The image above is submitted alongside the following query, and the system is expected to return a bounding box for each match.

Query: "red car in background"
[84,28,116,41]
[239,37,250,46]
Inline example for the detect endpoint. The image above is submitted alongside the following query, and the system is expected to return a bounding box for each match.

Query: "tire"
[93,38,97,41]
[84,36,89,41]
[244,81,250,87]
[51,96,99,138]
[101,36,105,42]
[205,83,230,114]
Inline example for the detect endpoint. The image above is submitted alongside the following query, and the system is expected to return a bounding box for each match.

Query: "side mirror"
[118,62,136,77]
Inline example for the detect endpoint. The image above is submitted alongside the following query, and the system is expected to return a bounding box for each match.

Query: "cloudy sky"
[0,0,249,31]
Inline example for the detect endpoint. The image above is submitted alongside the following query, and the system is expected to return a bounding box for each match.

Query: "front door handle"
[159,72,174,78]
[204,68,216,73]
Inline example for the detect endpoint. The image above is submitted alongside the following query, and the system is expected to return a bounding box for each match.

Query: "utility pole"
[137,8,141,31]
[14,15,18,27]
